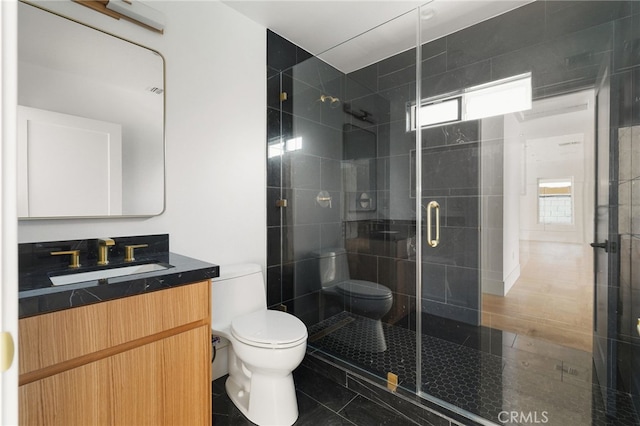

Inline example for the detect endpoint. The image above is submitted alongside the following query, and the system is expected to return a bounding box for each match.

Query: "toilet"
[316,248,393,352]
[211,264,307,426]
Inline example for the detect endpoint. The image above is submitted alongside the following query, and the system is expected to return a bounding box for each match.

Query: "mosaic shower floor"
[307,312,639,425]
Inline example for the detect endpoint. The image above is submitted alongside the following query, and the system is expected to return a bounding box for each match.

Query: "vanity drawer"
[19,326,211,426]
[19,280,210,377]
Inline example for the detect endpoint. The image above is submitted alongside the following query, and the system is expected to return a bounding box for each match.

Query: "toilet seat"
[335,280,392,300]
[231,310,308,349]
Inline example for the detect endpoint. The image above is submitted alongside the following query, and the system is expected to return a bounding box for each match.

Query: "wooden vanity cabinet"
[18,281,212,426]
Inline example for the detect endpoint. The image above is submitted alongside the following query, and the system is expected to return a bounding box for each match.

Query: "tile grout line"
[296,388,358,425]
[335,393,360,415]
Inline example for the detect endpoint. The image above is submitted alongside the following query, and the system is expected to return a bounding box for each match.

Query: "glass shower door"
[415,2,640,425]
[415,5,489,418]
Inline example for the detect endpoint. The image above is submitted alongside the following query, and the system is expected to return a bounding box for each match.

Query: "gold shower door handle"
[426,201,440,248]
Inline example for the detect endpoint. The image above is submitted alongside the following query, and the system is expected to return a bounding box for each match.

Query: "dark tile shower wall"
[342,50,419,328]
[267,31,424,329]
[267,30,487,328]
[267,31,346,325]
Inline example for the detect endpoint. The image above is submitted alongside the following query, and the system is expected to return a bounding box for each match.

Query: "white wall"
[502,114,522,294]
[17,1,267,268]
[515,91,595,245]
[480,116,521,297]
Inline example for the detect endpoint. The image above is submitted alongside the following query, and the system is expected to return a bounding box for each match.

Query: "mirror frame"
[18,1,166,220]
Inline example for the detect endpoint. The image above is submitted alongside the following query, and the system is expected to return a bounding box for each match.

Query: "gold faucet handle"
[97,238,115,265]
[98,238,115,246]
[51,250,81,268]
[124,244,148,262]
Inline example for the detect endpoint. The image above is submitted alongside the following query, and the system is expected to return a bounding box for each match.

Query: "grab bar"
[426,201,440,248]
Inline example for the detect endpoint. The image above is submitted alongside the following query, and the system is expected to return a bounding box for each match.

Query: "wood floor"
[482,240,594,353]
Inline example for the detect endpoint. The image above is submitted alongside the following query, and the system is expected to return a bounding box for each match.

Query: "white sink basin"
[50,263,171,286]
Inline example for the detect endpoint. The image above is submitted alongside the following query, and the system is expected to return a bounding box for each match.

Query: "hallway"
[482,240,593,353]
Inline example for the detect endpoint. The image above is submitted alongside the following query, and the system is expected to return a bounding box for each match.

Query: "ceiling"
[222,0,534,73]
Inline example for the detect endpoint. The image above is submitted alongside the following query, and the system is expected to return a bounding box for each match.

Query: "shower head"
[319,94,341,108]
[344,102,375,124]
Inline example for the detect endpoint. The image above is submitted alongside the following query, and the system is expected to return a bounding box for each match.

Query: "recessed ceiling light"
[420,8,436,21]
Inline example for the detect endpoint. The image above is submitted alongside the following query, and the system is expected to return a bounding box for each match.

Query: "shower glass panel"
[281,9,420,391]
[268,1,640,425]
[416,1,639,425]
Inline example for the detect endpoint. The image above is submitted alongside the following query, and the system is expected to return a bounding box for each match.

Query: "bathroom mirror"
[17,2,165,218]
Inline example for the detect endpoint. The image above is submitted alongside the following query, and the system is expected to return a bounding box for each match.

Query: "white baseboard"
[504,264,521,295]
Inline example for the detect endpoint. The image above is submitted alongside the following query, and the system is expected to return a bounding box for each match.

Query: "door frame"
[1,0,19,423]
[592,57,617,416]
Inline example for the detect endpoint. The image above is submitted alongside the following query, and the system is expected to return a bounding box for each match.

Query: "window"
[538,178,573,225]
[408,73,532,130]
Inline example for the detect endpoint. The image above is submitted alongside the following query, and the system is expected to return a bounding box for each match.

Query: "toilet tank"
[211,263,266,331]
[315,248,350,289]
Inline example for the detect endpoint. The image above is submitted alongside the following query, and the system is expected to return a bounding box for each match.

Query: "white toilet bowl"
[225,310,307,425]
[211,264,308,426]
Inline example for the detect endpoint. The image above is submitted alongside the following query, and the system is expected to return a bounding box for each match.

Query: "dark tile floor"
[212,311,640,426]
[306,312,640,426]
[212,364,424,425]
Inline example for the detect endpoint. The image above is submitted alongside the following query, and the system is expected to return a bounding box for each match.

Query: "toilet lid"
[335,280,393,300]
[231,310,307,348]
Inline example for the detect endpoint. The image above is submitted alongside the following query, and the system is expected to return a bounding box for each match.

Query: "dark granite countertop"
[18,235,219,318]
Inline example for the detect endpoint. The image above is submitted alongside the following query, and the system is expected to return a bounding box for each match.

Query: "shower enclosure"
[267,2,639,424]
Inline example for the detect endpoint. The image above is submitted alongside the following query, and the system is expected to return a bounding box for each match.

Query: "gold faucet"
[97,238,115,265]
[51,250,81,268]
[124,244,148,262]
